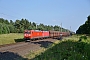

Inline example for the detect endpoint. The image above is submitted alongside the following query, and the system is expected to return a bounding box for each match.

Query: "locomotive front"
[24,30,31,41]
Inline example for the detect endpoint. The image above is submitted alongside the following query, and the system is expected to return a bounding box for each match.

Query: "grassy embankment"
[0,33,24,45]
[26,35,90,60]
[1,33,90,60]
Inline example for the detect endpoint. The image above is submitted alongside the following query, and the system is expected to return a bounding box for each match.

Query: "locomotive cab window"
[25,31,31,34]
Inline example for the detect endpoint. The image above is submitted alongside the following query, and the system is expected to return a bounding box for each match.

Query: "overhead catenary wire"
[0,6,20,19]
[0,12,18,18]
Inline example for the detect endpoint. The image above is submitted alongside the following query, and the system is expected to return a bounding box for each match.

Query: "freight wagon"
[49,31,62,38]
[49,31,70,39]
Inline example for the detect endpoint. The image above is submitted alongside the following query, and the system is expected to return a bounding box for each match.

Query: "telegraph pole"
[59,26,60,31]
[61,23,62,32]
[36,23,38,29]
[52,26,54,31]
[70,26,71,32]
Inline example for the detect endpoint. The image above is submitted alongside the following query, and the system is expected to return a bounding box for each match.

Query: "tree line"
[76,15,90,34]
[0,18,71,34]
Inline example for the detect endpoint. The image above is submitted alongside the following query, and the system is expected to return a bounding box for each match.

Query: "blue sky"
[0,0,90,32]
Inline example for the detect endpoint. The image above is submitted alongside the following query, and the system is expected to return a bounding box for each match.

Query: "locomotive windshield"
[25,31,31,34]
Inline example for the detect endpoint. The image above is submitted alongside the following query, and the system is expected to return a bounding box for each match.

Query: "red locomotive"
[24,30,70,41]
[24,30,49,41]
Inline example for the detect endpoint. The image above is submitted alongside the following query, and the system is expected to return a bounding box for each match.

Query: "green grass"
[25,40,60,59]
[29,35,90,60]
[1,34,90,60]
[0,33,24,45]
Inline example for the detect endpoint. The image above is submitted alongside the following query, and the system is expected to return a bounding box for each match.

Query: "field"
[0,33,24,45]
[26,35,90,60]
[0,33,90,60]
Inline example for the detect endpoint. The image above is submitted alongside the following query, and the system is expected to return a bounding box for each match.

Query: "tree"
[54,25,59,31]
[2,25,7,34]
[19,27,24,33]
[10,20,14,25]
[4,20,9,24]
[0,18,72,34]
[24,19,30,29]
[8,25,15,33]
[0,18,4,23]
[87,15,90,20]
[0,23,3,34]
[76,15,90,34]
[6,25,10,33]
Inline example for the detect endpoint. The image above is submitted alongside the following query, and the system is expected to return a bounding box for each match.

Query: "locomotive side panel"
[31,30,43,39]
[42,31,49,38]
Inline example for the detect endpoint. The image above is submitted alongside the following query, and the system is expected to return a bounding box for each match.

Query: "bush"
[32,40,89,60]
[79,36,87,42]
[80,36,87,40]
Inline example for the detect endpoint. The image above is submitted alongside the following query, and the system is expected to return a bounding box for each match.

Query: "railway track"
[0,38,57,57]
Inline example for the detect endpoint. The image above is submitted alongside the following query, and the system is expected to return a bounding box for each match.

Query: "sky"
[0,0,90,32]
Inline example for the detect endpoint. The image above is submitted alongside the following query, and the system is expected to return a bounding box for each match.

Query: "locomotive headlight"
[24,34,26,36]
[29,34,31,36]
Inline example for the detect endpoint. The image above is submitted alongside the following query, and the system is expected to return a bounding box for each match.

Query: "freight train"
[24,30,71,41]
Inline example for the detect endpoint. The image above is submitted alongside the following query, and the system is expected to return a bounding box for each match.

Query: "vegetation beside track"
[25,40,60,59]
[26,35,90,60]
[0,33,24,45]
